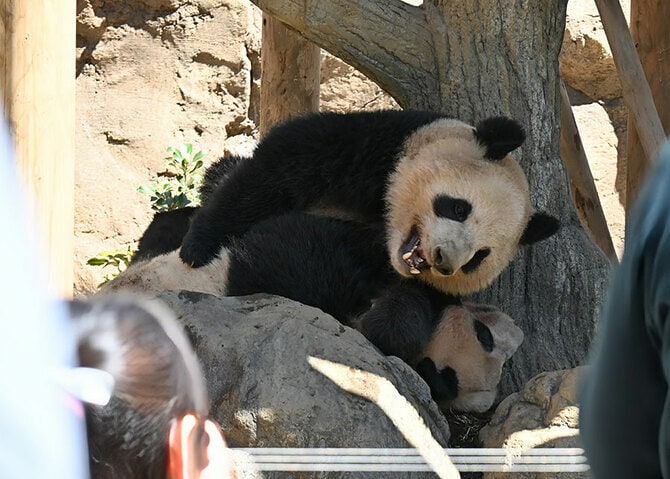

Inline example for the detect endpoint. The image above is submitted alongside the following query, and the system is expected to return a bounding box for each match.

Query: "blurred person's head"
[67,296,231,479]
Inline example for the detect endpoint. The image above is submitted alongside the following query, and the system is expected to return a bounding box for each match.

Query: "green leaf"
[86,258,108,266]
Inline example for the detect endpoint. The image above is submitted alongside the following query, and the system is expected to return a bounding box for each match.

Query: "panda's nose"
[433,246,455,276]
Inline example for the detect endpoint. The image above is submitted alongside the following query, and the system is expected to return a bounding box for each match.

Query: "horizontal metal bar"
[248,455,587,465]
[249,463,591,473]
[234,447,586,456]
[232,448,591,473]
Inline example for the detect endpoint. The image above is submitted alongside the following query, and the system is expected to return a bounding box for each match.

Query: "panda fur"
[132,154,248,264]
[106,213,522,410]
[133,207,199,263]
[179,110,558,299]
[107,212,448,330]
[414,302,523,413]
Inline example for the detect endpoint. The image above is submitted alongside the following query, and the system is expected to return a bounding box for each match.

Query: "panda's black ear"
[519,212,560,245]
[475,117,525,161]
[415,358,459,401]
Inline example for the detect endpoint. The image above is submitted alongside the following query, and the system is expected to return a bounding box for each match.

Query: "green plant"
[88,143,207,288]
[86,247,135,287]
[138,144,206,211]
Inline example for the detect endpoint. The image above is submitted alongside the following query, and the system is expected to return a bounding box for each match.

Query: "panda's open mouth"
[401,226,429,275]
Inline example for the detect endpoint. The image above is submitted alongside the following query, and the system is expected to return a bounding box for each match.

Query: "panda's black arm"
[358,280,461,362]
[180,158,312,267]
[134,207,199,263]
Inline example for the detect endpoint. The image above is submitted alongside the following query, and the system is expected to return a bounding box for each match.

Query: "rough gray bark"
[251,0,610,396]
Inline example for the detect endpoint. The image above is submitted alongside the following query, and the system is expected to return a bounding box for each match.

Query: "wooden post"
[594,0,666,166]
[559,80,617,262]
[625,0,670,209]
[2,1,76,298]
[259,14,320,137]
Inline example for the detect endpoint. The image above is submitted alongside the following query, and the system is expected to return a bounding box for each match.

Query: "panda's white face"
[424,303,524,413]
[386,119,532,296]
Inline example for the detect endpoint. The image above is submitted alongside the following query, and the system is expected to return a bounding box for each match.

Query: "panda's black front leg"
[179,160,296,267]
[358,280,459,362]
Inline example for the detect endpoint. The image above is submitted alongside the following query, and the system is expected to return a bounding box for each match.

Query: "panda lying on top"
[106,210,524,412]
[176,110,556,359]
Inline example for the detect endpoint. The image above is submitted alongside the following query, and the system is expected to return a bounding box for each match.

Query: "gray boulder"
[155,290,451,478]
[479,367,587,479]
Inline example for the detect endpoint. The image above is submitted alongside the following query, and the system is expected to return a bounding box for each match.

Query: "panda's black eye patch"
[462,248,491,274]
[474,320,495,353]
[433,195,472,222]
[415,358,459,401]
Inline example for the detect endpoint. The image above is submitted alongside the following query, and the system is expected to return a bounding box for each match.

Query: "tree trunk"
[249,0,610,395]
[2,0,75,298]
[259,14,320,137]
[625,0,670,209]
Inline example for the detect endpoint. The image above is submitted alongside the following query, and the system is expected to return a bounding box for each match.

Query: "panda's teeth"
[409,267,421,275]
[402,251,413,261]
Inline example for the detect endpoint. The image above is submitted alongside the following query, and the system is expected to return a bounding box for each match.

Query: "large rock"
[479,367,587,479]
[153,290,450,478]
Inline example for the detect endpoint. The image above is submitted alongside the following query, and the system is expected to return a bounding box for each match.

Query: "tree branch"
[249,0,439,108]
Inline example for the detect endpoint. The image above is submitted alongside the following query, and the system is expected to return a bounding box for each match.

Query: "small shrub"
[138,144,206,211]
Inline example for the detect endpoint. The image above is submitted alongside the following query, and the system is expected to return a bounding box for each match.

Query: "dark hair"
[68,296,208,478]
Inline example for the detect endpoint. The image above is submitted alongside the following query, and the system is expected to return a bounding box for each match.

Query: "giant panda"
[105,212,523,412]
[178,110,558,296]
[112,111,558,361]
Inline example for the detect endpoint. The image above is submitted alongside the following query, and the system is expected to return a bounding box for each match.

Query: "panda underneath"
[176,110,557,359]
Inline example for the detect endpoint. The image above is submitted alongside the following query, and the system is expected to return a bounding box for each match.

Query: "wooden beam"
[625,0,670,209]
[559,80,617,262]
[259,14,320,137]
[2,0,76,298]
[594,0,666,165]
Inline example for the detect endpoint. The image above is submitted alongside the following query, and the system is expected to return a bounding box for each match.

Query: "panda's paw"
[179,232,221,268]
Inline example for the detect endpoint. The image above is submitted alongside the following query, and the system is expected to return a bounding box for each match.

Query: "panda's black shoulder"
[199,154,248,204]
[266,109,447,134]
[254,109,449,164]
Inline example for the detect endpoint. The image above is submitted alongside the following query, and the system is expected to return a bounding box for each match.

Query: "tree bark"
[625,0,670,209]
[249,0,610,395]
[259,14,320,137]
